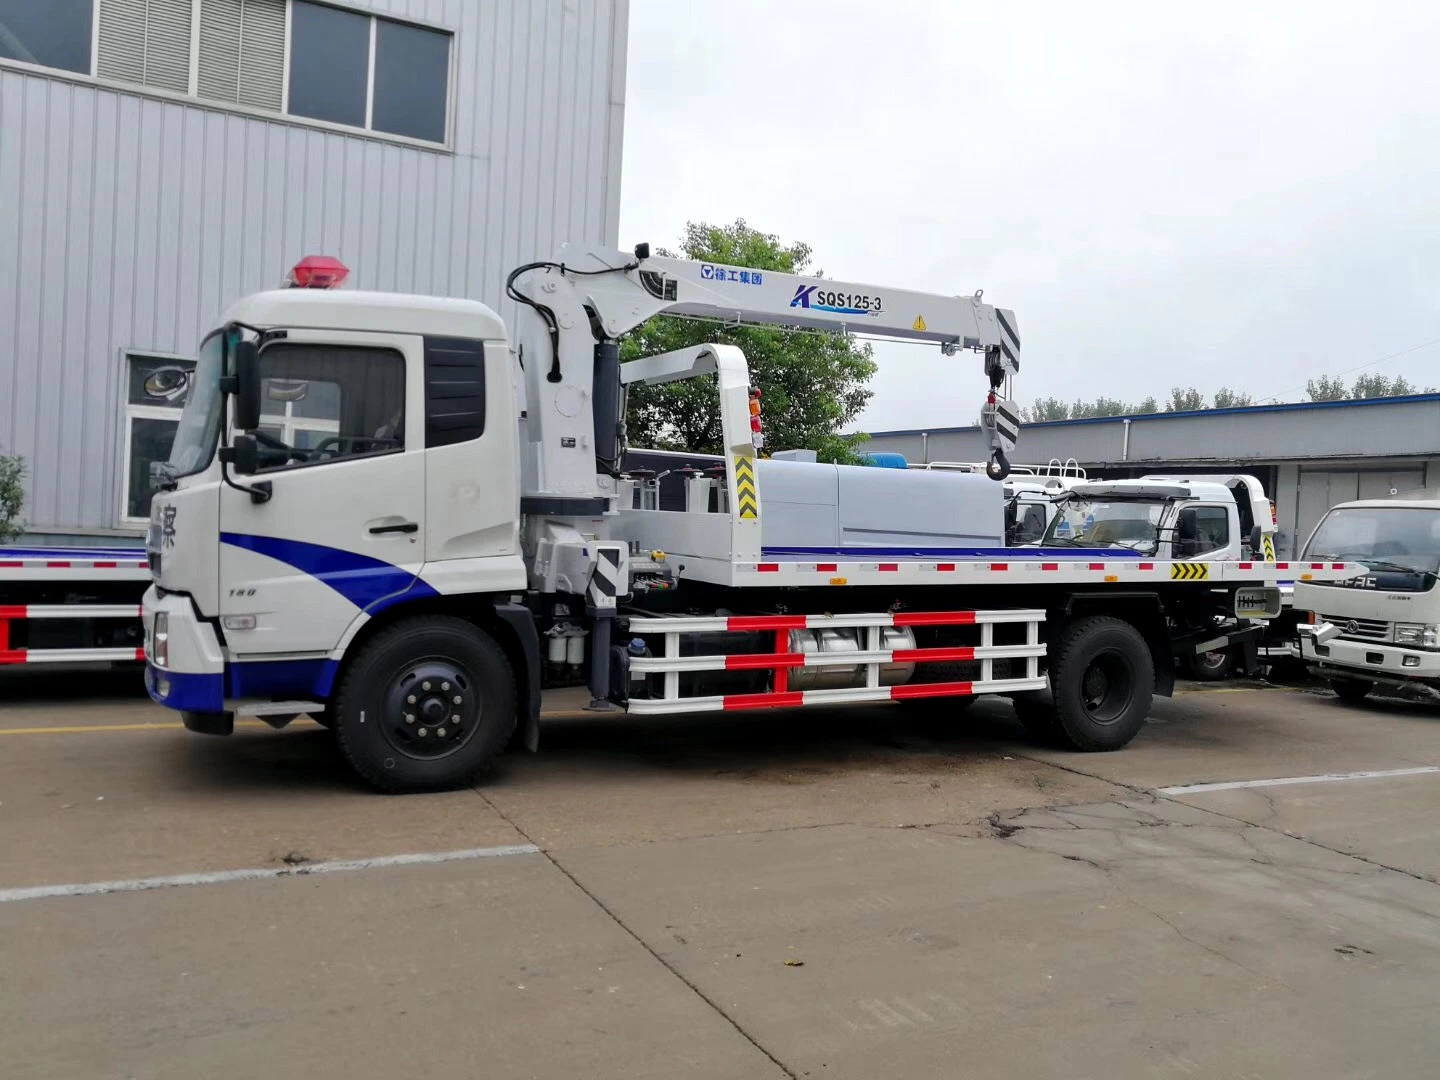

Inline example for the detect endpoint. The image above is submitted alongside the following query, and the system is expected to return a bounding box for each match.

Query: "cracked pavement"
[2,681,1440,1077]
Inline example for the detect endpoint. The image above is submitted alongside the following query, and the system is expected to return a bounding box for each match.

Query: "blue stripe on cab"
[221,532,438,612]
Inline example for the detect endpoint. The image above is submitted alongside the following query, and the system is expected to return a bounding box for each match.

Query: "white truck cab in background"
[1038,475,1274,564]
[1296,498,1440,702]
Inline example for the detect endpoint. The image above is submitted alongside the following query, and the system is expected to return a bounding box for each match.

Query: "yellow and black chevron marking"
[1170,561,1210,581]
[1263,534,1276,562]
[733,455,759,520]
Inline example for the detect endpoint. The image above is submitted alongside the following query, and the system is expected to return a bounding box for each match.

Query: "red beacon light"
[288,255,350,289]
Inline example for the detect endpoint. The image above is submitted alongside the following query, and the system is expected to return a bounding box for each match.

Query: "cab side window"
[253,344,406,472]
[1176,506,1230,556]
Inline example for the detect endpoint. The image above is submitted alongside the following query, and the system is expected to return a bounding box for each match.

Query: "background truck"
[138,249,1358,792]
[1295,497,1440,702]
[0,547,149,671]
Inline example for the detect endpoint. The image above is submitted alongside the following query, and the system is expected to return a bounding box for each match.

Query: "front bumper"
[1296,622,1440,681]
[142,587,227,717]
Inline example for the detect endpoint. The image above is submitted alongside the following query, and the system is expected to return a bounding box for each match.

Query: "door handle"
[369,522,419,535]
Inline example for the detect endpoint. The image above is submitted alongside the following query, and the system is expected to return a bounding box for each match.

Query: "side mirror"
[1248,525,1263,556]
[232,340,262,431]
[230,433,260,476]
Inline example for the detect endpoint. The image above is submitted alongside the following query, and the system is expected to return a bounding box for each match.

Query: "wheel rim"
[1077,649,1136,726]
[379,658,480,760]
[1199,651,1227,670]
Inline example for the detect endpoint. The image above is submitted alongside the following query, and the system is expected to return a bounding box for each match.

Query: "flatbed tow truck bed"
[1,546,150,667]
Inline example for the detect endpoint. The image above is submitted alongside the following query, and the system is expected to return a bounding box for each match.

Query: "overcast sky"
[618,0,1440,433]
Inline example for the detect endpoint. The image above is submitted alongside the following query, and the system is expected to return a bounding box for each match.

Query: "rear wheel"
[1049,616,1154,751]
[1184,647,1234,681]
[332,617,516,793]
[1330,677,1374,704]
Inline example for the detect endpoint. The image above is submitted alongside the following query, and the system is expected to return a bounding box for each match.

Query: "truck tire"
[1330,677,1374,704]
[1184,648,1233,681]
[1049,616,1154,752]
[332,617,517,793]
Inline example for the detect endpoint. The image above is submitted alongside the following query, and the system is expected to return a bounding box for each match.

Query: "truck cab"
[1038,477,1272,563]
[1295,498,1440,701]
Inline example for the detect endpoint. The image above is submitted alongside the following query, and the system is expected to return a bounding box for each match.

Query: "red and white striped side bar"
[729,559,1364,588]
[624,608,1046,716]
[0,558,150,583]
[0,605,145,665]
[624,674,1049,716]
[625,608,1046,635]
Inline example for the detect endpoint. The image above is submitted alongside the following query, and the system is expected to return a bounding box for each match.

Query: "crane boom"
[509,243,1022,503]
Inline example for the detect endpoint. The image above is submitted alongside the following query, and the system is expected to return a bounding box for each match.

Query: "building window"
[0,0,94,74]
[197,0,286,111]
[96,0,193,93]
[122,352,196,524]
[287,1,370,129]
[371,17,450,143]
[288,1,450,142]
[3,1,451,146]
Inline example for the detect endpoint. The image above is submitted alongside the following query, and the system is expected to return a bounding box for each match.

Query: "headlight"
[152,612,169,668]
[1394,623,1439,647]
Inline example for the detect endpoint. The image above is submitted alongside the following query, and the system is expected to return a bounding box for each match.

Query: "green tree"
[1070,396,1132,419]
[0,449,24,543]
[1212,387,1254,409]
[1134,396,1160,414]
[1351,373,1415,399]
[1306,375,1349,401]
[1166,387,1207,412]
[621,220,877,462]
[1022,396,1071,423]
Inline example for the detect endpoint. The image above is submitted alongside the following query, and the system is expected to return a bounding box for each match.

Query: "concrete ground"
[2,670,1440,1078]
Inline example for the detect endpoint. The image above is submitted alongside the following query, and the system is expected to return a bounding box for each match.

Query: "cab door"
[218,330,427,660]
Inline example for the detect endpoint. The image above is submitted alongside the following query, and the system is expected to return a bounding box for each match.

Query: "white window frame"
[0,0,456,152]
[117,348,196,528]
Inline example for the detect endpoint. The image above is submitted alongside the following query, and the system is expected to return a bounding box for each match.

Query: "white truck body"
[137,248,1361,791]
[1295,499,1440,695]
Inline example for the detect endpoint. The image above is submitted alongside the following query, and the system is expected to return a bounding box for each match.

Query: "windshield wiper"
[1360,559,1430,576]
[1042,536,1087,547]
[1319,553,1433,576]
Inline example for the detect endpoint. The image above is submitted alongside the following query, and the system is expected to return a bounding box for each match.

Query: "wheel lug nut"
[451,713,461,723]
[452,695,462,704]
[422,681,432,691]
[418,728,428,738]
[405,714,415,724]
[441,681,450,691]
[407,695,417,705]
[437,727,447,737]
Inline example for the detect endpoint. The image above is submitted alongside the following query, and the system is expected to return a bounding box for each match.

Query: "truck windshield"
[1304,506,1440,573]
[1042,498,1164,552]
[166,332,225,477]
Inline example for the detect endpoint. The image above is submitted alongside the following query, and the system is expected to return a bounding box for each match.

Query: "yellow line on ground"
[1176,685,1296,694]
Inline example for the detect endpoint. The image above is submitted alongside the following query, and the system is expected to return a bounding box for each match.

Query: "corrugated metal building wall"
[0,0,628,537]
[863,394,1440,558]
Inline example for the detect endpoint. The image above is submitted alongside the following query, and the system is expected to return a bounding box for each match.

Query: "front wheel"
[1330,677,1374,704]
[1049,616,1154,751]
[332,617,517,793]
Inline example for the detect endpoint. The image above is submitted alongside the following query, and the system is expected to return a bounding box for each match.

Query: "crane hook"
[986,449,1011,481]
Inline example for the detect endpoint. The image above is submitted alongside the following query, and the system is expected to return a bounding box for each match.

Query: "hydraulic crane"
[507,243,1023,503]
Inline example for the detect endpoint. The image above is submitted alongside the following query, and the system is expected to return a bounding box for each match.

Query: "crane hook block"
[987,449,1012,481]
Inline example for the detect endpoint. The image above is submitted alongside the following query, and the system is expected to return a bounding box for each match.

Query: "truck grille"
[1320,614,1391,642]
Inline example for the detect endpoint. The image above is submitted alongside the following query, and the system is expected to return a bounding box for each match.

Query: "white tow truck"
[1296,498,1440,702]
[139,249,1360,792]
